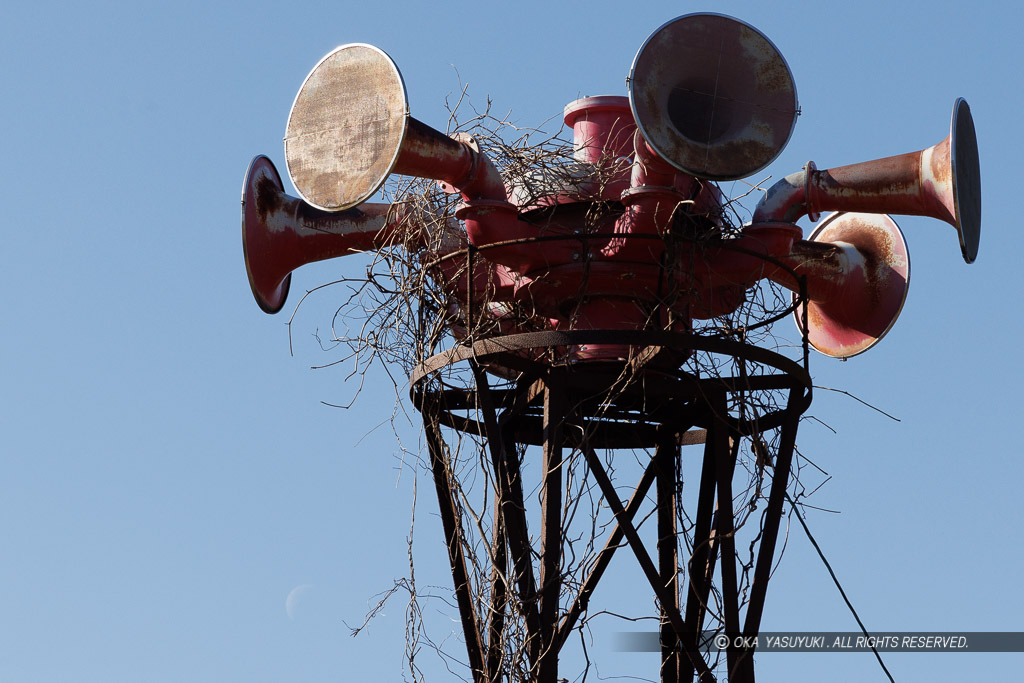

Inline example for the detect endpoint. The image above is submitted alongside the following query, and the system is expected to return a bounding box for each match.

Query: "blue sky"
[2,1,1021,681]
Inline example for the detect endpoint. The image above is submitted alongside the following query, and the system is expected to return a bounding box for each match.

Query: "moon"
[285,584,312,620]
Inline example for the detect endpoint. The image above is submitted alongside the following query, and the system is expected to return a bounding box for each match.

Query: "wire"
[786,492,897,683]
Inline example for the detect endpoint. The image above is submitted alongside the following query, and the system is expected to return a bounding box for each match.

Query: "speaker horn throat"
[243,155,398,313]
[753,99,980,264]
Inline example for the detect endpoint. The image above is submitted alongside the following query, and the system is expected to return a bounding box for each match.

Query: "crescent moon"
[285,584,312,620]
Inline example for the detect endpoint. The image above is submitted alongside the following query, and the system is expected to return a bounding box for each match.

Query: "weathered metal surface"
[422,412,487,682]
[629,13,798,180]
[785,212,911,359]
[258,19,983,371]
[656,432,682,683]
[395,118,476,187]
[285,44,493,213]
[753,98,982,263]
[285,44,410,211]
[243,154,507,317]
[581,443,715,681]
[408,330,814,682]
[241,155,393,313]
[538,383,565,683]
[243,14,988,683]
[810,99,981,264]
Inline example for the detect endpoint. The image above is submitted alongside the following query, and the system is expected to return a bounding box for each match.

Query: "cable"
[785,492,896,683]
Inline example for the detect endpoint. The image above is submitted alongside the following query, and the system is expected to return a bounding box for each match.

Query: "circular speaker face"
[629,13,799,180]
[794,212,910,359]
[285,44,409,211]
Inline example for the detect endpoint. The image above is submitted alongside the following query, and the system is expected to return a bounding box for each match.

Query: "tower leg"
[410,331,813,683]
[707,405,746,683]
[537,376,566,683]
[736,395,803,680]
[471,364,543,670]
[656,428,681,683]
[681,421,729,683]
[423,412,487,683]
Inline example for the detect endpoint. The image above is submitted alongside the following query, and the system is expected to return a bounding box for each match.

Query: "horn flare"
[791,212,911,359]
[628,12,799,180]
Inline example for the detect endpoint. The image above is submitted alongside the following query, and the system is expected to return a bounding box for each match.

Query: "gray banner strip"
[616,632,1024,653]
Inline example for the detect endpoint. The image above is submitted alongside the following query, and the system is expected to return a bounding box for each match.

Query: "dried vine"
[291,97,829,683]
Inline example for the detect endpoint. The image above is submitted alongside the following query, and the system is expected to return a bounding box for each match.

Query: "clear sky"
[2,1,1021,681]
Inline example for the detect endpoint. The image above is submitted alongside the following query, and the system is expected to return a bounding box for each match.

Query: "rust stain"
[255,173,282,220]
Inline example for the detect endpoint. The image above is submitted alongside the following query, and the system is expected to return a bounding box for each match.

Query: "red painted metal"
[242,155,394,313]
[783,212,910,359]
[241,155,508,315]
[628,13,799,181]
[562,96,636,201]
[252,15,980,365]
[754,99,981,263]
[243,14,988,683]
[563,97,635,162]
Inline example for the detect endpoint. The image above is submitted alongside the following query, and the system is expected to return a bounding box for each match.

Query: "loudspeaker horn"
[767,212,911,359]
[241,155,395,313]
[628,13,799,181]
[284,43,482,212]
[756,98,981,263]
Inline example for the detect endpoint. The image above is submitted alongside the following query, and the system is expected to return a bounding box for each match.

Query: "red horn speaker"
[756,98,981,264]
[628,13,800,181]
[241,155,396,313]
[767,212,910,359]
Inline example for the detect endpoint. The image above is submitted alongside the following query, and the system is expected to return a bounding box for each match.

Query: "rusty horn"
[244,43,506,316]
[242,155,497,316]
[762,212,911,359]
[755,98,981,263]
[628,13,800,181]
[283,43,499,213]
[241,155,397,314]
